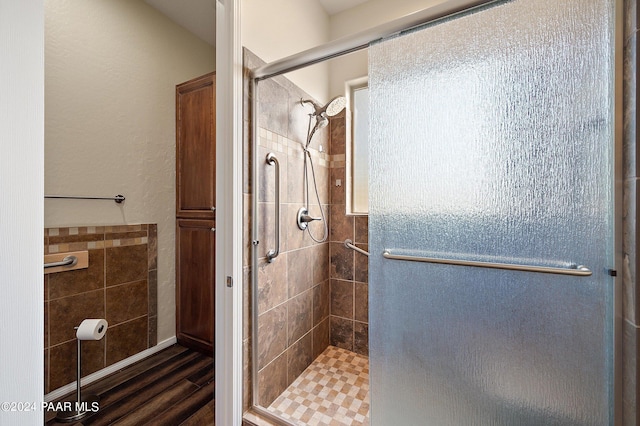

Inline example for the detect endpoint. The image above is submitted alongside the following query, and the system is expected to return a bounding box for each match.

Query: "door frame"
[215,0,244,425]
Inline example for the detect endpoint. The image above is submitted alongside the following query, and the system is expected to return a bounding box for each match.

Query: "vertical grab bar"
[266,153,280,262]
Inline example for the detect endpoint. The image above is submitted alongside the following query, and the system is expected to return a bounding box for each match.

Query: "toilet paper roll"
[76,319,108,341]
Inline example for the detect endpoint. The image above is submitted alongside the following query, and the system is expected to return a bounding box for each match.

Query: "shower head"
[300,95,347,118]
[301,96,346,147]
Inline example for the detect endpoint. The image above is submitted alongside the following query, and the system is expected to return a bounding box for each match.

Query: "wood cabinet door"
[176,218,215,355]
[176,73,215,219]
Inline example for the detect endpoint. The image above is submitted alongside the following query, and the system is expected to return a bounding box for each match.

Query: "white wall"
[328,0,444,96]
[45,0,216,342]
[241,0,330,102]
[0,1,44,423]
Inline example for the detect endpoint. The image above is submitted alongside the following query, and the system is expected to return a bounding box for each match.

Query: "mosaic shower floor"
[267,346,370,426]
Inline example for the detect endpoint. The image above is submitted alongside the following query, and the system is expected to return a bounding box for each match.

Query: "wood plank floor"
[45,345,214,426]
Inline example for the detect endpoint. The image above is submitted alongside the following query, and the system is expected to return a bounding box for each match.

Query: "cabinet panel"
[176,219,215,355]
[176,73,216,219]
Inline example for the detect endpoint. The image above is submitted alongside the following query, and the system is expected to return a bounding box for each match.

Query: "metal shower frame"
[248,0,624,424]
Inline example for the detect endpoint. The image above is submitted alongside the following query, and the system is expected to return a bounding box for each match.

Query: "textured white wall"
[0,1,44,423]
[328,0,443,97]
[45,0,215,342]
[241,0,330,102]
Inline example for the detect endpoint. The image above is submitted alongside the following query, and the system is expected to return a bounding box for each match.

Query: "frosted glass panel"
[368,0,615,425]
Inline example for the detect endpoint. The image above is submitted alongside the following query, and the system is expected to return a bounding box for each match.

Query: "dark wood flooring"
[45,344,214,426]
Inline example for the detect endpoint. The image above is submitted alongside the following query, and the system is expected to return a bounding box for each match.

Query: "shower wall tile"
[257,305,287,370]
[258,352,288,407]
[354,244,369,284]
[284,204,307,252]
[355,216,368,245]
[287,248,313,298]
[244,266,252,341]
[354,282,369,323]
[106,244,148,287]
[330,242,354,281]
[257,78,289,137]
[288,94,312,146]
[312,317,331,360]
[106,316,148,365]
[243,337,252,412]
[312,243,330,285]
[287,150,306,205]
[623,0,637,179]
[353,321,369,357]
[106,280,148,326]
[623,178,638,324]
[258,255,288,313]
[330,115,346,156]
[316,164,330,206]
[244,194,252,267]
[244,119,252,195]
[244,48,335,411]
[287,290,313,345]
[257,201,275,259]
[623,319,638,426]
[330,167,346,205]
[287,332,313,385]
[44,224,158,395]
[331,279,354,319]
[330,204,354,242]
[327,114,369,357]
[330,316,353,351]
[313,281,330,325]
[258,145,288,203]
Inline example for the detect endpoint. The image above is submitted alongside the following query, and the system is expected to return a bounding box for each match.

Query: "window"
[346,77,369,215]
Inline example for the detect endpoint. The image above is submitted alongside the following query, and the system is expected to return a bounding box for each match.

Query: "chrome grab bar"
[266,153,280,263]
[382,250,592,276]
[345,239,369,257]
[44,255,78,269]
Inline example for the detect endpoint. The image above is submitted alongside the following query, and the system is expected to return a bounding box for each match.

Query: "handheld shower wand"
[297,96,346,241]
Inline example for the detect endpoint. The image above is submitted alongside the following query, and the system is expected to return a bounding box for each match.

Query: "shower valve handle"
[301,213,321,222]
[297,207,321,230]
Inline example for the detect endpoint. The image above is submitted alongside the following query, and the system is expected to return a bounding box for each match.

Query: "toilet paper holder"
[55,319,108,423]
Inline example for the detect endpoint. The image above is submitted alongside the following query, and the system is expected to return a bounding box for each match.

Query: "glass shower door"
[368,0,617,425]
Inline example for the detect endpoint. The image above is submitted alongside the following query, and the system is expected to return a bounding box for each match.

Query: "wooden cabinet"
[175,73,215,355]
[176,219,215,355]
[176,72,216,220]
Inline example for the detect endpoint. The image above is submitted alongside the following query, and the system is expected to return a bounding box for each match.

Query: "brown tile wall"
[243,49,331,409]
[243,49,371,412]
[328,112,369,357]
[44,224,158,394]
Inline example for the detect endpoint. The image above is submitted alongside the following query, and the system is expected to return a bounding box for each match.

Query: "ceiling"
[318,0,370,15]
[145,0,371,46]
[145,0,216,45]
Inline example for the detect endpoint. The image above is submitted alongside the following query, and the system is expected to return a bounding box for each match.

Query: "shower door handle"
[266,153,280,263]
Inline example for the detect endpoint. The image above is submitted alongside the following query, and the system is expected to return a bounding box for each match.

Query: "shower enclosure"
[247,0,622,424]
[369,0,619,424]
